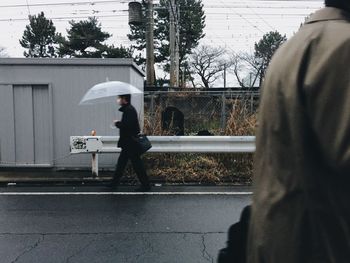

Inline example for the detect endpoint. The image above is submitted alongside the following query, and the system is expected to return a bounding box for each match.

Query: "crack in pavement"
[144,233,155,254]
[201,233,214,263]
[10,235,44,263]
[135,233,156,262]
[3,232,222,263]
[63,238,96,263]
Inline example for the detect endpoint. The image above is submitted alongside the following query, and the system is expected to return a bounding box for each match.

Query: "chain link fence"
[144,90,260,136]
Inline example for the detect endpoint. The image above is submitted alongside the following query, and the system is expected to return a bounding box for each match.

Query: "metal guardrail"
[70,136,256,153]
[70,136,256,176]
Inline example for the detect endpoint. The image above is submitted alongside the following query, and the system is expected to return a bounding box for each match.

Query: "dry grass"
[140,153,253,184]
[144,106,163,135]
[126,99,257,185]
[224,100,257,136]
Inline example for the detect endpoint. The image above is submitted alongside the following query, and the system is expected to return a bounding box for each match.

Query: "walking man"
[248,1,350,262]
[112,94,151,192]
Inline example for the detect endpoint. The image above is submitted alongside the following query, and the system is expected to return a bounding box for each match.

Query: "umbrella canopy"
[79,81,143,105]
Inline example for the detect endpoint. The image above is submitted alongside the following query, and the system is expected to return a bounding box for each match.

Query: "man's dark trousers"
[114,149,149,187]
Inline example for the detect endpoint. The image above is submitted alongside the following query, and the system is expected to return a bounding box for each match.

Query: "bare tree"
[190,45,228,88]
[230,52,262,89]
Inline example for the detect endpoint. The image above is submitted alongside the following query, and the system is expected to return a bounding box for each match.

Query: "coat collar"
[119,103,130,112]
[306,7,350,24]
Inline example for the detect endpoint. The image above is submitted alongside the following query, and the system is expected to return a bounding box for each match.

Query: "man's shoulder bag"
[133,134,152,155]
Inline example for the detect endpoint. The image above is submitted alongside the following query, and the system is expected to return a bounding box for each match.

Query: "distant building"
[0,58,144,169]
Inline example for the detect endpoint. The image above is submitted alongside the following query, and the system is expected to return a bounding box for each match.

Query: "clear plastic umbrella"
[79,81,143,105]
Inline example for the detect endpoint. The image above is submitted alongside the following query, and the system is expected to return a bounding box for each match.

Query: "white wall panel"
[0,84,15,164]
[13,85,34,164]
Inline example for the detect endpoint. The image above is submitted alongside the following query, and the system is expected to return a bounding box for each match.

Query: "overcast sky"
[0,0,324,58]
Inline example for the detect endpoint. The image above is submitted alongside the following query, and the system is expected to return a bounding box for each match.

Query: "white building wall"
[0,58,145,169]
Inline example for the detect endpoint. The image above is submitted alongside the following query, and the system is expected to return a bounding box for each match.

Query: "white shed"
[0,58,144,169]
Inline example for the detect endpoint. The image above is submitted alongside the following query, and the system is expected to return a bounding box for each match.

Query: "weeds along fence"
[123,90,261,185]
[144,90,260,135]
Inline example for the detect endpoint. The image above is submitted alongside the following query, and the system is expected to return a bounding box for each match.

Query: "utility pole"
[223,64,227,88]
[247,72,251,88]
[181,66,185,88]
[146,0,155,87]
[169,0,179,88]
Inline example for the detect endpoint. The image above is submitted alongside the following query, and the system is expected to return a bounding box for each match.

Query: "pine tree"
[58,17,110,58]
[102,45,133,58]
[58,17,134,59]
[19,12,59,57]
[254,31,287,85]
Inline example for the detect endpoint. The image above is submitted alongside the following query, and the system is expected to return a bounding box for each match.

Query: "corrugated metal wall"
[0,84,15,165]
[32,85,52,164]
[10,85,51,165]
[0,59,144,169]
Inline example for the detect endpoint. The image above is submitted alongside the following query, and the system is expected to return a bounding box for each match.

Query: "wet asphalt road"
[0,186,252,263]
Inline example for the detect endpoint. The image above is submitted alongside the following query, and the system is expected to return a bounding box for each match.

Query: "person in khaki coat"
[247,2,350,263]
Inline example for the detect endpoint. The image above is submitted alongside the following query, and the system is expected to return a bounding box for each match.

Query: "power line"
[218,0,265,34]
[0,0,126,9]
[0,1,321,10]
[205,12,313,16]
[0,10,313,18]
[0,0,318,41]
[25,0,31,16]
[245,6,276,31]
[0,14,127,22]
[204,5,320,9]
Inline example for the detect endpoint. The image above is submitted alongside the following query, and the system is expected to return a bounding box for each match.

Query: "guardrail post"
[91,130,99,177]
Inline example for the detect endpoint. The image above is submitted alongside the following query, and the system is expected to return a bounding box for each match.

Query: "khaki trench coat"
[247,7,350,263]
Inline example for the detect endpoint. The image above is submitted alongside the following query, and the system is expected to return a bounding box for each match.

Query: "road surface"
[0,186,252,263]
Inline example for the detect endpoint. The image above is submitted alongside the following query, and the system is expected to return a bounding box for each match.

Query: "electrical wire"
[0,0,126,9]
[0,0,322,9]
[218,0,265,34]
[0,0,320,56]
[0,14,127,22]
[25,0,31,16]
